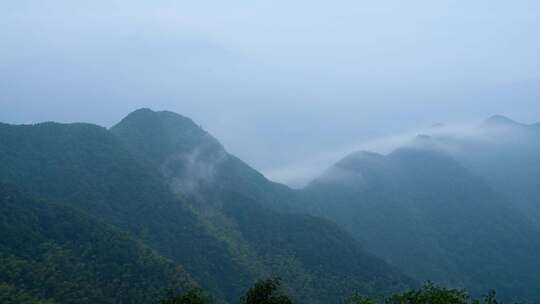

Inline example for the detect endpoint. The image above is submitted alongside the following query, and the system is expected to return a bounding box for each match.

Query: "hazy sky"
[1,1,540,186]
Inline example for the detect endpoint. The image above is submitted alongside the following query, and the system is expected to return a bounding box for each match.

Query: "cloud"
[262,130,421,188]
[1,0,540,184]
[262,121,514,188]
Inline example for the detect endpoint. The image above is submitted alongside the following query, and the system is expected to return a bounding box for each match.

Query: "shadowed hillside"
[0,111,413,304]
[111,108,415,303]
[302,136,540,302]
[0,183,195,304]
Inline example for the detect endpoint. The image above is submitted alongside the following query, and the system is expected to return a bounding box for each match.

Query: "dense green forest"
[0,184,195,303]
[1,109,539,303]
[160,279,503,304]
[0,121,254,302]
[0,111,412,304]
[111,109,413,302]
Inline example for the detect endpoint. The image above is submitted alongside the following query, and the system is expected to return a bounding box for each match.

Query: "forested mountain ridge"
[111,108,415,303]
[0,183,196,304]
[301,135,540,302]
[0,121,256,302]
[429,115,540,227]
[110,108,302,211]
[0,110,414,303]
[3,108,537,303]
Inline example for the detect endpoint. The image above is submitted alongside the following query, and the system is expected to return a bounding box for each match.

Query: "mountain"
[0,183,195,304]
[110,108,302,211]
[0,121,255,302]
[2,108,538,302]
[0,110,413,303]
[483,114,524,127]
[111,108,414,303]
[302,139,540,302]
[430,116,540,227]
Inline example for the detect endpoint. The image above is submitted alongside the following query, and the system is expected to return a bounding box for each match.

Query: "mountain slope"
[430,116,540,227]
[0,183,195,304]
[0,112,414,304]
[110,108,303,211]
[111,108,415,303]
[302,140,540,302]
[0,121,254,303]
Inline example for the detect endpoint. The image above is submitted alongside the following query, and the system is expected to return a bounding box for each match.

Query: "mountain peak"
[111,108,223,164]
[115,108,209,138]
[121,108,198,127]
[129,107,154,115]
[484,115,521,127]
[335,150,386,168]
[345,150,385,160]
[403,134,439,151]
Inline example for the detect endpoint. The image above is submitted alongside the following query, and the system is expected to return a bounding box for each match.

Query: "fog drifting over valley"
[2,0,540,186]
[265,120,538,187]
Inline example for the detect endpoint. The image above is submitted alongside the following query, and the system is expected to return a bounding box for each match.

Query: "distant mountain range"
[432,115,540,227]
[0,109,538,303]
[301,115,540,302]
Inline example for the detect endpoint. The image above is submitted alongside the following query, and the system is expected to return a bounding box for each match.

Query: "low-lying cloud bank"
[263,118,535,188]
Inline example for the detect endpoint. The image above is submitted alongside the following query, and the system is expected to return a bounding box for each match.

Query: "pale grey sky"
[1,1,539,185]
